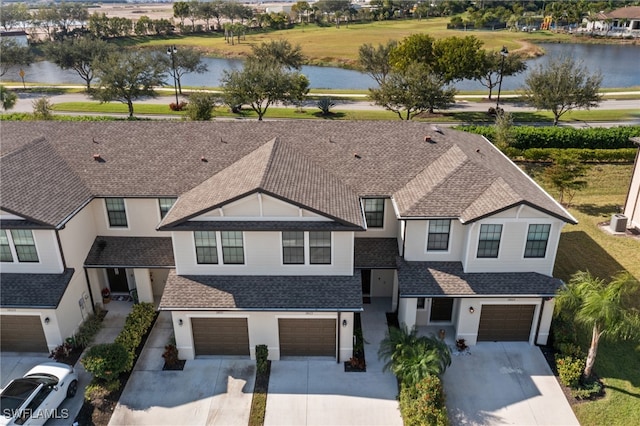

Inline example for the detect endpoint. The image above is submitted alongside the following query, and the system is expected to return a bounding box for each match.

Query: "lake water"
[4,42,640,91]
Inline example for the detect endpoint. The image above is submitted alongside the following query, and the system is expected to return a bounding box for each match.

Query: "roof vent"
[200,156,208,163]
[93,154,102,161]
[354,153,362,159]
[431,125,443,134]
[424,136,435,143]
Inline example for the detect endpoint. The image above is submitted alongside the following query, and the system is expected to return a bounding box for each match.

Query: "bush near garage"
[114,302,156,372]
[457,125,640,150]
[399,375,449,426]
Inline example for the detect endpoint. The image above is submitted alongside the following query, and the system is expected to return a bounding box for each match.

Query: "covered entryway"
[430,298,454,322]
[191,318,249,356]
[1,315,48,352]
[477,305,535,341]
[278,318,336,356]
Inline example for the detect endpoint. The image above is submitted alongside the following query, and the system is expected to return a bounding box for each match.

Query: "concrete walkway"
[442,342,580,426]
[109,311,255,425]
[265,298,403,426]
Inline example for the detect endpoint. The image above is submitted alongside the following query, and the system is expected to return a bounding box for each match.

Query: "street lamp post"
[495,46,509,114]
[167,45,179,105]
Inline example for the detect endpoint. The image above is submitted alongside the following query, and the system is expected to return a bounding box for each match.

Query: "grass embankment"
[529,163,640,425]
[124,18,567,67]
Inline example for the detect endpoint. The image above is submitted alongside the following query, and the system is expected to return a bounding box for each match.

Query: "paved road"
[6,87,640,126]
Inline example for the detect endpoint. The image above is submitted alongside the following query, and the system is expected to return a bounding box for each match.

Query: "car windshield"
[23,374,59,387]
[0,379,41,411]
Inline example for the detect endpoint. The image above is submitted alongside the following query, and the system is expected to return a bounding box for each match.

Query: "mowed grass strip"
[528,163,639,426]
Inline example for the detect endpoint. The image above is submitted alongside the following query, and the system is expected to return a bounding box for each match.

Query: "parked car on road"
[0,362,78,426]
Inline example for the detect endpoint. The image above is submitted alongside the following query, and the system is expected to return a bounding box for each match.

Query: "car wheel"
[67,380,78,398]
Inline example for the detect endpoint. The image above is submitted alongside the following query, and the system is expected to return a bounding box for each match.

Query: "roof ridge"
[259,137,280,188]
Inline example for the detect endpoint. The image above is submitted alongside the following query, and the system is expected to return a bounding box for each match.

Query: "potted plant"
[101,288,111,304]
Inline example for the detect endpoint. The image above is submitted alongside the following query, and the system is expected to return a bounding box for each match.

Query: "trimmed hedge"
[81,342,131,383]
[399,375,449,426]
[113,302,156,372]
[505,148,636,162]
[457,125,640,150]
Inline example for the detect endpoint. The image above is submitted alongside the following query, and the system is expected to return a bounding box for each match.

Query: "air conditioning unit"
[610,214,628,232]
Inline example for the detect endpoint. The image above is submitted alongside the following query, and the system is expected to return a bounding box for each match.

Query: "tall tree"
[369,62,456,120]
[555,271,640,378]
[0,3,31,31]
[43,37,114,91]
[249,39,305,70]
[0,39,33,78]
[430,35,485,82]
[358,40,397,86]
[524,56,602,125]
[91,50,167,118]
[173,1,190,27]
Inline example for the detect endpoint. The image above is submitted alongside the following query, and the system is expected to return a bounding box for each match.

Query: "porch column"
[398,298,417,329]
[536,299,555,345]
[134,269,153,303]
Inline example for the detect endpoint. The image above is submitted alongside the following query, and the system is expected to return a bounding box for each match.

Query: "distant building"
[0,30,29,46]
[585,5,640,36]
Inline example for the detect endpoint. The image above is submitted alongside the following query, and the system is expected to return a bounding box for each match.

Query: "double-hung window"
[105,198,127,227]
[0,229,39,263]
[363,198,384,228]
[524,224,551,258]
[221,231,244,264]
[427,219,451,251]
[477,224,502,258]
[158,198,177,219]
[309,231,331,264]
[194,231,218,264]
[282,231,304,264]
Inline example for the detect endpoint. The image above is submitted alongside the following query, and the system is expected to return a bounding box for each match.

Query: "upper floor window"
[105,198,127,227]
[477,224,502,258]
[363,198,384,228]
[221,231,244,264]
[0,230,14,262]
[158,198,177,219]
[194,231,218,264]
[282,231,304,264]
[524,224,551,258]
[1,229,39,263]
[309,231,331,264]
[427,219,451,251]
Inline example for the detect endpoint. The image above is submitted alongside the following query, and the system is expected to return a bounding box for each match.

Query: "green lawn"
[529,163,640,425]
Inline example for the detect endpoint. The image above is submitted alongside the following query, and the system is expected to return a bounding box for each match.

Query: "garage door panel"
[191,318,249,356]
[478,305,535,342]
[279,319,336,357]
[1,315,48,353]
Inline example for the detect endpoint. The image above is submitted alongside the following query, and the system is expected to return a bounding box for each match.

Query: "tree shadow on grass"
[312,112,346,119]
[554,230,627,282]
[573,203,622,218]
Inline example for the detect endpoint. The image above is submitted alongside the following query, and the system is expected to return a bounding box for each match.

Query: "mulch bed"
[74,312,159,426]
[344,312,366,372]
[248,361,271,426]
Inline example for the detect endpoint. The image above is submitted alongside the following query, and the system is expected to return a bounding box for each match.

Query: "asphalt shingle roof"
[354,238,399,268]
[159,269,362,311]
[0,121,576,228]
[84,236,175,267]
[0,269,75,308]
[397,259,562,297]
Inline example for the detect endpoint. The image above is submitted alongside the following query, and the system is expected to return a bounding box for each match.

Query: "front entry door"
[361,270,371,303]
[107,268,129,293]
[430,298,454,322]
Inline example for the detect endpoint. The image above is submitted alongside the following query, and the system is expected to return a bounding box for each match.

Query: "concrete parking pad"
[109,358,255,426]
[442,342,579,425]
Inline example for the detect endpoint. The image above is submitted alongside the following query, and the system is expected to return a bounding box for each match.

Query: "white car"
[0,362,78,426]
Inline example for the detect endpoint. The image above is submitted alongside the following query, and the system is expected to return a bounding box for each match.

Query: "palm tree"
[555,271,640,378]
[378,324,451,385]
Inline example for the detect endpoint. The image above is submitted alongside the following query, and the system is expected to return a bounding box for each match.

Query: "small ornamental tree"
[186,91,218,120]
[543,152,588,206]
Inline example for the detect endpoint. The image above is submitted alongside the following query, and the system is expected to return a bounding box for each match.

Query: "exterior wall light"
[178,319,183,326]
[342,319,348,327]
[44,317,50,324]
[468,306,475,314]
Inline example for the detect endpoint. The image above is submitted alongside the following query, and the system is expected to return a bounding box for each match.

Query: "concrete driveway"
[442,342,579,425]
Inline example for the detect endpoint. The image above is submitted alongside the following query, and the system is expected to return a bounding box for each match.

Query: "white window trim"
[476,223,503,259]
[280,231,334,266]
[103,198,130,230]
[157,197,177,222]
[362,198,386,230]
[193,231,246,266]
[1,229,41,264]
[425,219,453,253]
[521,221,553,260]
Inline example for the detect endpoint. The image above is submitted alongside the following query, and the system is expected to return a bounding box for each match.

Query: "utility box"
[610,214,628,232]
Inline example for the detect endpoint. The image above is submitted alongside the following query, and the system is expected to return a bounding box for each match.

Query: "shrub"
[32,97,53,120]
[49,341,73,362]
[162,344,180,367]
[185,91,218,120]
[84,378,120,408]
[256,344,268,374]
[316,98,335,115]
[114,302,156,371]
[557,342,584,359]
[571,379,602,400]
[169,101,188,111]
[399,375,449,426]
[73,309,105,349]
[81,342,131,382]
[556,356,585,388]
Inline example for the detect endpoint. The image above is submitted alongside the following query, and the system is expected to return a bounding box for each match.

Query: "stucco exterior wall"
[403,219,465,262]
[370,269,395,297]
[0,229,63,273]
[91,198,172,237]
[173,231,354,275]
[355,199,398,238]
[623,154,640,230]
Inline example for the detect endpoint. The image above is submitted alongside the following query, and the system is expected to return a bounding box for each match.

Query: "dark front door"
[361,270,371,295]
[430,298,454,322]
[107,268,129,293]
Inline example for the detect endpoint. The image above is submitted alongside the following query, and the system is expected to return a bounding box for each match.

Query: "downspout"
[534,298,546,346]
[336,311,341,364]
[401,219,407,258]
[55,230,67,269]
[84,268,96,314]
